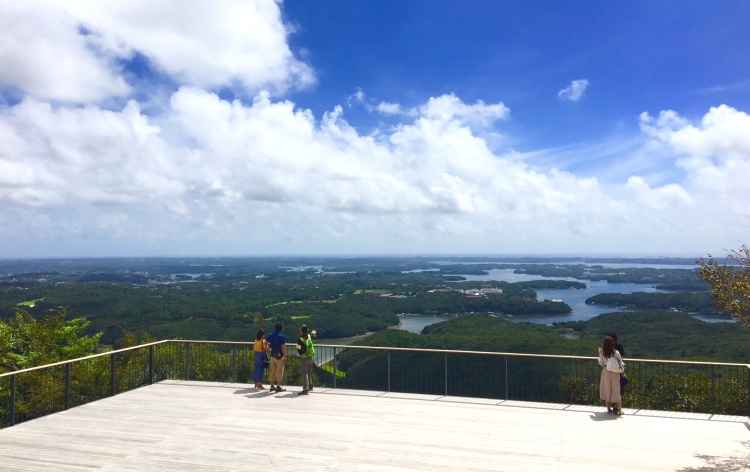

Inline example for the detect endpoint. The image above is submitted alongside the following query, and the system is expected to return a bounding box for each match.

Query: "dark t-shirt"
[615,342,624,357]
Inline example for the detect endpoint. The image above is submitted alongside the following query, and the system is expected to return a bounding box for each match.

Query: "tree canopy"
[697,244,750,328]
[0,307,101,373]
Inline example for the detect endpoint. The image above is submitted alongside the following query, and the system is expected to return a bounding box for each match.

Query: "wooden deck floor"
[1,380,749,471]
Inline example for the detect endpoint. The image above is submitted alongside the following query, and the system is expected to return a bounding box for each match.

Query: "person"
[598,336,624,415]
[252,329,270,389]
[266,322,287,392]
[296,325,316,395]
[608,331,628,397]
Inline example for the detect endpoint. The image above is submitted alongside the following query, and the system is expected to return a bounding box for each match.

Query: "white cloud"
[418,94,510,127]
[0,4,747,257]
[2,87,749,255]
[350,93,509,127]
[625,176,692,209]
[377,102,402,114]
[0,2,130,102]
[558,79,590,102]
[0,0,313,103]
[639,105,750,223]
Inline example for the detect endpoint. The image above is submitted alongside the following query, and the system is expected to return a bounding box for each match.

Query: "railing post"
[569,358,573,404]
[505,356,508,400]
[110,353,116,397]
[232,344,237,383]
[333,348,337,389]
[186,343,191,381]
[65,363,71,410]
[444,354,448,397]
[711,365,716,414]
[148,345,154,385]
[387,350,391,393]
[10,374,15,426]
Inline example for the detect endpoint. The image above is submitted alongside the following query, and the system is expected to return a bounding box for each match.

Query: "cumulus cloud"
[418,94,510,127]
[0,85,695,255]
[0,0,313,103]
[349,92,509,127]
[639,105,750,222]
[0,2,130,102]
[558,79,589,102]
[0,3,748,256]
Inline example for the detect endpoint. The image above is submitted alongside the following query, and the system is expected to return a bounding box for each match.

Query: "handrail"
[2,339,748,378]
[2,339,749,427]
[0,340,171,378]
[313,343,750,368]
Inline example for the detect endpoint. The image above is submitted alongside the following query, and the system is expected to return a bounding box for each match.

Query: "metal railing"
[1,341,748,428]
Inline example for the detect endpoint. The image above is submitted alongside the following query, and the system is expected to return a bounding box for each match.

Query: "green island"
[585,291,725,318]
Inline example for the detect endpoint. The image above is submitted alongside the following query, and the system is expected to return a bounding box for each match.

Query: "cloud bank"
[0,1,747,257]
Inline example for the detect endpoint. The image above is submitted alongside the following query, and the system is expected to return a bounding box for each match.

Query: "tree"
[0,307,102,373]
[697,244,750,328]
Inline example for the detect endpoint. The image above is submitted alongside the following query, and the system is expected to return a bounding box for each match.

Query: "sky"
[0,0,749,258]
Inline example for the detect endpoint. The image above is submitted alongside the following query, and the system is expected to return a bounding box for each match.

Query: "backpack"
[298,335,315,358]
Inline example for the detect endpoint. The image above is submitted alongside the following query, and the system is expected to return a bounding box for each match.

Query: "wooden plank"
[0,380,747,471]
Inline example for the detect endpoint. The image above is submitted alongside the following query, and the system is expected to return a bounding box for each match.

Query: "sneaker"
[269,385,277,392]
[276,386,286,392]
[298,389,309,395]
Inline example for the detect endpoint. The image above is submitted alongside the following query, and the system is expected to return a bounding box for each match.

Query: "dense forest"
[339,312,750,363]
[323,313,750,413]
[0,259,594,342]
[585,292,723,317]
[0,257,729,353]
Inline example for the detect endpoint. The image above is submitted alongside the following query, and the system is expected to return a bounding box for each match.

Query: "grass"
[266,301,303,307]
[320,363,346,378]
[17,298,44,308]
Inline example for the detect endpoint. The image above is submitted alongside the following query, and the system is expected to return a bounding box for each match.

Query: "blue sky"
[283,1,749,147]
[0,1,749,258]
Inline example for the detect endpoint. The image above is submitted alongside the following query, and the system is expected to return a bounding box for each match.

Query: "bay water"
[396,267,729,334]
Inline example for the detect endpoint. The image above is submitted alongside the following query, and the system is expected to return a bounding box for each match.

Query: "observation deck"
[1,379,748,471]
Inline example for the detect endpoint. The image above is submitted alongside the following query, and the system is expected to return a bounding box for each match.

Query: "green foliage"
[558,310,750,362]
[560,375,599,404]
[333,314,750,415]
[563,370,749,415]
[1,268,579,341]
[509,264,702,285]
[0,307,101,373]
[698,244,750,328]
[585,292,719,316]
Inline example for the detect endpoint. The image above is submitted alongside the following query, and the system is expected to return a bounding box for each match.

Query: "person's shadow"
[589,412,619,421]
[234,387,273,397]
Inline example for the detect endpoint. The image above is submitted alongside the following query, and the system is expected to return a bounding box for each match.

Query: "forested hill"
[347,311,750,363]
[585,292,722,317]
[558,311,750,361]
[1,272,577,342]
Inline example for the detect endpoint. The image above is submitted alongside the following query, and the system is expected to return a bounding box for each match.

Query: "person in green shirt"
[297,324,316,395]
